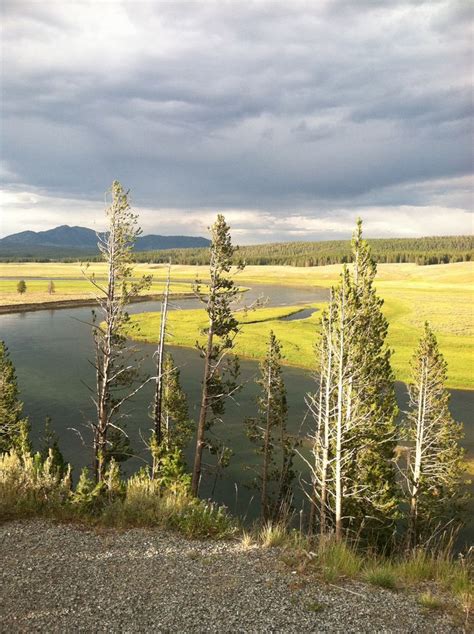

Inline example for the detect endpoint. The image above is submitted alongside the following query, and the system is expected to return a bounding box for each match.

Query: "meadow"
[0,263,195,307]
[128,261,473,389]
[0,261,472,388]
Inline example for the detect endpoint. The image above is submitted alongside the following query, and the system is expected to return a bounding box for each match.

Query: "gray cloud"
[0,0,472,239]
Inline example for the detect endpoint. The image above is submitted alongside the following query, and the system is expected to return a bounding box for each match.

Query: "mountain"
[0,225,210,258]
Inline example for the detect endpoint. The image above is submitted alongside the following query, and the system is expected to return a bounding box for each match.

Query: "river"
[1,283,472,540]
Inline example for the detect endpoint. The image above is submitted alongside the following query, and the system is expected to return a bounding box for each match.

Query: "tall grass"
[0,450,236,539]
[0,450,71,519]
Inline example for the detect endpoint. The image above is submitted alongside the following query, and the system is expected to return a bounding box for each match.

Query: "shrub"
[153,448,191,495]
[0,449,71,518]
[100,469,236,538]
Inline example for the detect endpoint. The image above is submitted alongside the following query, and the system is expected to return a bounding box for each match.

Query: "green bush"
[0,449,71,518]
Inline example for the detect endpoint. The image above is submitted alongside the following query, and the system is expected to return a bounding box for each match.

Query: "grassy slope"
[1,261,472,388]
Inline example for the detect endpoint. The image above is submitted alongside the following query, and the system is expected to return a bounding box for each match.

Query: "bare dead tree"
[153,261,171,446]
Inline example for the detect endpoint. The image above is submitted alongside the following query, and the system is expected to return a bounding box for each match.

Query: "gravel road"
[0,520,461,633]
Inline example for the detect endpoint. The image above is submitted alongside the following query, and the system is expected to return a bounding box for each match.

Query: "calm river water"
[1,283,472,541]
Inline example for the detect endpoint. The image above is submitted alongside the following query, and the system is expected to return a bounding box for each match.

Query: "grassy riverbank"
[126,261,473,389]
[1,261,472,388]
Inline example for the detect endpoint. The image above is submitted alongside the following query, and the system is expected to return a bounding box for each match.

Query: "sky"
[1,0,472,243]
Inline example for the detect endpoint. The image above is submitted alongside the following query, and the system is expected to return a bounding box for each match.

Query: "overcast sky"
[1,0,472,243]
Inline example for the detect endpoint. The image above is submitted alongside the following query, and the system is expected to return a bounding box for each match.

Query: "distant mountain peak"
[0,225,210,256]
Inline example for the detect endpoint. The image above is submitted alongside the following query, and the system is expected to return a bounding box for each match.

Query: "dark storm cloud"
[0,0,472,238]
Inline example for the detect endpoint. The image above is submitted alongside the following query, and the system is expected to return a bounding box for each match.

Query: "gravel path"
[0,520,461,633]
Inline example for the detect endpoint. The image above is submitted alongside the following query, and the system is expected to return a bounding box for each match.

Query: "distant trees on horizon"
[2,235,472,267]
[132,234,473,268]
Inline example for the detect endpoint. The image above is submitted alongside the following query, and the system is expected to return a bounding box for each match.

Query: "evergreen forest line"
[1,234,472,267]
[132,234,474,267]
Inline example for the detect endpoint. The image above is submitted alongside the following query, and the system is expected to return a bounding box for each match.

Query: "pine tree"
[246,331,295,522]
[106,426,132,466]
[0,340,29,453]
[307,220,398,541]
[345,219,399,540]
[161,353,192,452]
[151,353,193,478]
[39,416,67,477]
[191,214,242,496]
[83,181,151,482]
[403,323,466,548]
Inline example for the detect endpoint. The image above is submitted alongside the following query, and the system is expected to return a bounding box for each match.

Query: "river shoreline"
[0,292,195,315]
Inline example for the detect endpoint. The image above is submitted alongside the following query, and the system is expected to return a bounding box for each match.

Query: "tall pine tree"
[345,219,399,540]
[246,332,295,522]
[0,341,29,454]
[83,181,151,482]
[403,323,466,548]
[191,214,242,496]
[307,219,398,541]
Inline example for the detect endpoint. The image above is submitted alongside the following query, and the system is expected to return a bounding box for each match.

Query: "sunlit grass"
[258,521,288,548]
[128,293,473,388]
[1,261,472,387]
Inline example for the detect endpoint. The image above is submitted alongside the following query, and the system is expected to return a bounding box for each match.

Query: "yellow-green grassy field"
[1,261,472,388]
[0,263,195,306]
[124,261,472,389]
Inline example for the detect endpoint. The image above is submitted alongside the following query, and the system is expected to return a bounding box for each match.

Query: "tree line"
[0,181,468,552]
[131,234,473,267]
[2,234,472,267]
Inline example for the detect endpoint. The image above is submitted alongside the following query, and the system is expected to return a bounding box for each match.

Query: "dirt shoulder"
[0,520,461,633]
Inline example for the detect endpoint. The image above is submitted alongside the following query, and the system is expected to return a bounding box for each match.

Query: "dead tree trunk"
[320,297,333,536]
[407,359,427,549]
[153,263,171,446]
[334,287,345,541]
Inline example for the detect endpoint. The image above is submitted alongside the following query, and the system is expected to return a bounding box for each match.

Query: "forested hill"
[131,235,473,267]
[0,225,210,259]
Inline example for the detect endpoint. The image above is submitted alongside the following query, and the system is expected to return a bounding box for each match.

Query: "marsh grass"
[126,262,474,389]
